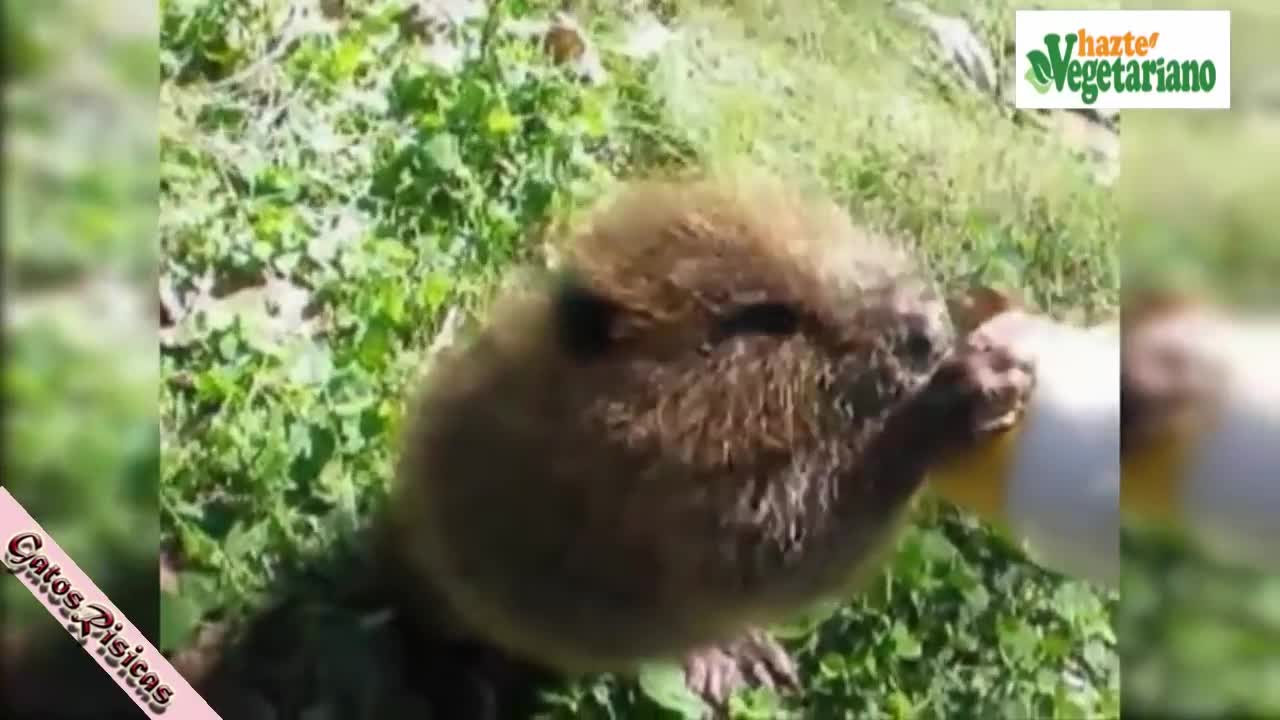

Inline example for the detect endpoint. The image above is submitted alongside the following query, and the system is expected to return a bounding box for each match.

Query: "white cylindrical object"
[1139,315,1280,572]
[930,314,1120,587]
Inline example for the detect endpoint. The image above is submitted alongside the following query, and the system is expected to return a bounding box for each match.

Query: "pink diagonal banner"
[0,487,221,718]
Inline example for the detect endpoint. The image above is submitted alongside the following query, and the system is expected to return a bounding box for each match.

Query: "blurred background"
[3,1,159,717]
[1120,1,1280,718]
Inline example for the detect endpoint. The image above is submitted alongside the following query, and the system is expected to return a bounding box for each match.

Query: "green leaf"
[223,520,266,563]
[420,272,453,311]
[636,663,708,719]
[357,318,392,370]
[331,36,364,79]
[887,690,916,719]
[1052,581,1101,626]
[426,133,463,173]
[287,341,334,386]
[998,615,1040,664]
[159,587,202,652]
[891,621,923,659]
[918,530,958,565]
[486,106,520,135]
[727,686,782,719]
[578,94,610,138]
[963,583,990,614]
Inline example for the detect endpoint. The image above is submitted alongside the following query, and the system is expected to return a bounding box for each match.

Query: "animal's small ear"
[554,279,624,360]
[948,286,1019,334]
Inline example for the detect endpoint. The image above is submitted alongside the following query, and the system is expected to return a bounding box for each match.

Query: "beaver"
[384,173,1035,711]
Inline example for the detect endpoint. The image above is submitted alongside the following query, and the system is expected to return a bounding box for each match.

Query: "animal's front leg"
[955,334,1038,439]
[681,627,799,715]
[916,328,1038,459]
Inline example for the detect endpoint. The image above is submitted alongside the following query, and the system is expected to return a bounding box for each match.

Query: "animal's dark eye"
[555,282,620,360]
[713,302,800,341]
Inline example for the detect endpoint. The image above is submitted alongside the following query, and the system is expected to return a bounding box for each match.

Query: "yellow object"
[1119,421,1197,523]
[930,427,1019,528]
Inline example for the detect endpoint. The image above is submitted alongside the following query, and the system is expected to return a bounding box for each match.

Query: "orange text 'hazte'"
[1077,30,1160,58]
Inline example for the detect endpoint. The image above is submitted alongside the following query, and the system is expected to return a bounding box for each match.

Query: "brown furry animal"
[385,174,1033,711]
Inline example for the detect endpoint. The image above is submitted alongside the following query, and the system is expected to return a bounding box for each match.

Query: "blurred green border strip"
[1119,1,1280,718]
[3,1,160,717]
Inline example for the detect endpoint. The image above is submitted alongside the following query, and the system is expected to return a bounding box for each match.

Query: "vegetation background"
[1,0,1273,718]
[154,1,1120,717]
[5,1,159,717]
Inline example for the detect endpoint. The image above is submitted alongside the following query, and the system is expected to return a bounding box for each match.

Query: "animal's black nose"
[905,326,935,361]
[900,305,949,367]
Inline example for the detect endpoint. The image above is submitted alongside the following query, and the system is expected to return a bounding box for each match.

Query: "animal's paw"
[922,322,1037,451]
[682,629,799,714]
[955,330,1038,438]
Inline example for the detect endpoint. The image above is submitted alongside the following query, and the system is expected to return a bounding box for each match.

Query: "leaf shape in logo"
[1025,50,1053,94]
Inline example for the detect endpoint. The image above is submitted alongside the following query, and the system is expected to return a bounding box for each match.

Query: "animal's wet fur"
[387,173,967,674]
[165,173,1031,718]
[170,523,557,720]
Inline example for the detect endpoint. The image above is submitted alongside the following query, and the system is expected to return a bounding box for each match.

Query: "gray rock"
[893,1,998,95]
